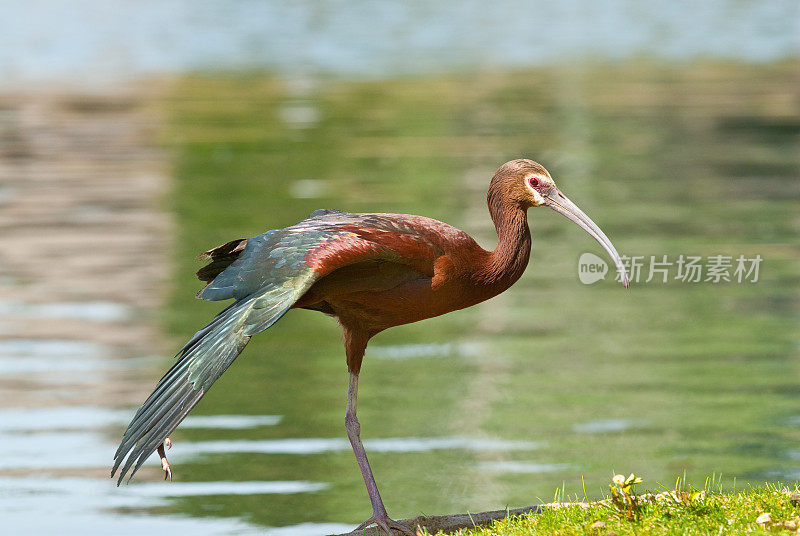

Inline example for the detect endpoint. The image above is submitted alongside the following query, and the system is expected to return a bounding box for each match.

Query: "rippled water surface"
[1,60,797,535]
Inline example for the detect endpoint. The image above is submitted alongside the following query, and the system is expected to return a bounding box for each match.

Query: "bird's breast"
[325,271,492,332]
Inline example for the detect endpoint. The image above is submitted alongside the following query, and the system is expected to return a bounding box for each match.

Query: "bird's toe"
[157,443,173,482]
[356,513,414,535]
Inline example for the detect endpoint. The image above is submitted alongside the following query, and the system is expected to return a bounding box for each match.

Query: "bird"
[112,158,629,534]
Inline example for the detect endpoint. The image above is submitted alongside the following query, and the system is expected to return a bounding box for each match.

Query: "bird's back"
[195,209,487,331]
[197,209,479,298]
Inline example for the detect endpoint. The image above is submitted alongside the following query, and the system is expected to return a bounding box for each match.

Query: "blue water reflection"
[1,0,797,85]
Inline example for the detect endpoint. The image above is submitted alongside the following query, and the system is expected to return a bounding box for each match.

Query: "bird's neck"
[478,198,532,290]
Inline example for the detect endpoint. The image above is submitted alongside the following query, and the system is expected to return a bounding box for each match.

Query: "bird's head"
[492,159,630,288]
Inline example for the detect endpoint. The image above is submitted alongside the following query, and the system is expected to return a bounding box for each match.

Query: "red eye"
[529,177,539,187]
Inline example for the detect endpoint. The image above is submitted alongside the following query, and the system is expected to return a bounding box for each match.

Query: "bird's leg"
[157,438,172,481]
[346,372,412,535]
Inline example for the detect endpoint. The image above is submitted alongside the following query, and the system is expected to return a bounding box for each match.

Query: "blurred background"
[0,1,798,535]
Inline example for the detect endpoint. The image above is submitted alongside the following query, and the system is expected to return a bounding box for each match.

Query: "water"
[0,301,131,322]
[0,338,321,532]
[0,477,341,536]
[1,0,798,86]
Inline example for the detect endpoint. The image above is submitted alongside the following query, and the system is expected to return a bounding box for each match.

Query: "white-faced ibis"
[113,159,629,534]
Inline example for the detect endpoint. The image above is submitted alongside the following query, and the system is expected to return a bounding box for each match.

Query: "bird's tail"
[111,298,267,484]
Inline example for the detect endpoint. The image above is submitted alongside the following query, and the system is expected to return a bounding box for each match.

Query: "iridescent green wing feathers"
[112,209,442,484]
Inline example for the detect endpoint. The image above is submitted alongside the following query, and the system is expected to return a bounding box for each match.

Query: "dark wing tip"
[112,300,256,485]
[198,238,247,260]
[196,238,248,282]
[112,383,202,485]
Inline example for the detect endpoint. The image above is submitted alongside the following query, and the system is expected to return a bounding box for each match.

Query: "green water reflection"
[157,61,799,529]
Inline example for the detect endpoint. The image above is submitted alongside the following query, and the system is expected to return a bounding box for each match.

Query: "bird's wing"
[197,209,447,303]
[112,210,444,484]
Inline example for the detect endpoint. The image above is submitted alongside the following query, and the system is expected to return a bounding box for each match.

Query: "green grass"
[446,476,800,536]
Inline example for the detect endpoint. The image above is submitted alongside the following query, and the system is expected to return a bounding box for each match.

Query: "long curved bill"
[545,189,630,288]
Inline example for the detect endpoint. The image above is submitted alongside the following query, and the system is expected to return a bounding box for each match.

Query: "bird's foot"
[355,512,414,535]
[157,439,172,482]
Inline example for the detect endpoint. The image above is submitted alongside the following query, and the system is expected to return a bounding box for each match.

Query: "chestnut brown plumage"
[113,159,629,534]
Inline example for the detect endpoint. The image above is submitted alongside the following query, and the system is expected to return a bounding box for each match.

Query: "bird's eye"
[529,177,540,188]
